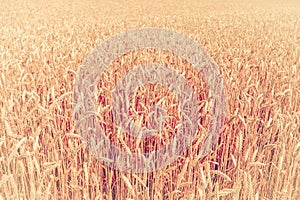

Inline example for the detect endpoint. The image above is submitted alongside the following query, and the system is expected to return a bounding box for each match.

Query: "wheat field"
[1,0,300,199]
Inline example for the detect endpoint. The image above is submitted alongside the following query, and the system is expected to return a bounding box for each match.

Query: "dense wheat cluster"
[1,0,299,199]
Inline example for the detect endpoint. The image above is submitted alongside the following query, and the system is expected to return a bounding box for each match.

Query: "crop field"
[0,0,300,199]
